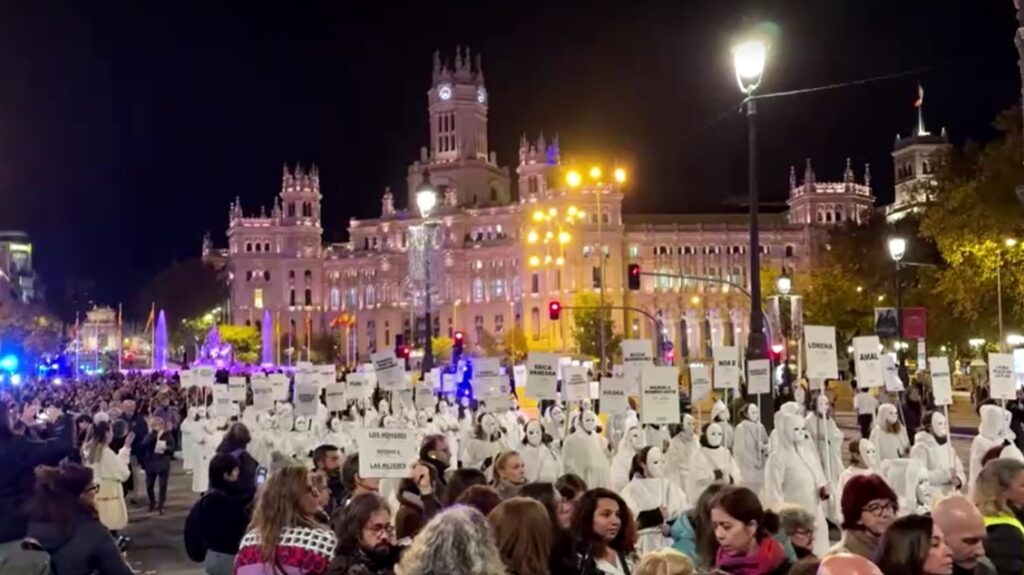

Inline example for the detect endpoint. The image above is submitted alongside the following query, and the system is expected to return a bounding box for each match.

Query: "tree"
[309,332,340,364]
[501,327,529,363]
[0,299,62,367]
[133,259,228,349]
[478,330,502,357]
[218,324,261,365]
[431,336,454,363]
[570,292,623,362]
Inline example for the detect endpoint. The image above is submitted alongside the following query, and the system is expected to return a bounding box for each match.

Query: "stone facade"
[204,50,880,365]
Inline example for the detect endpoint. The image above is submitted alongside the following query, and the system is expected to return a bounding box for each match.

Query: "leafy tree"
[218,324,261,365]
[133,260,227,349]
[478,330,502,357]
[570,292,623,362]
[501,327,529,363]
[0,299,62,367]
[431,336,454,363]
[309,332,340,364]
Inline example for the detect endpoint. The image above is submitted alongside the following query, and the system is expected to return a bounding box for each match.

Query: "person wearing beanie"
[827,473,898,559]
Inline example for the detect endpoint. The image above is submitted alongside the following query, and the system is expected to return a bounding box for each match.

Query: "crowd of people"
[1,370,1024,575]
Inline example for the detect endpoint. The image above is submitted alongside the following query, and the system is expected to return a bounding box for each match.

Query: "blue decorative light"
[0,355,19,373]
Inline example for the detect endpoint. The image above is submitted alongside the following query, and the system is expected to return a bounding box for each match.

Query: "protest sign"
[357,428,419,478]
[804,325,839,380]
[600,377,629,415]
[853,336,884,389]
[712,346,740,389]
[640,365,681,425]
[372,350,407,391]
[526,352,559,400]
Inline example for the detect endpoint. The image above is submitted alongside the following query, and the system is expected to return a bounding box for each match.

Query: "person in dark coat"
[215,422,259,505]
[328,493,400,575]
[197,454,250,575]
[24,462,134,575]
[119,398,149,503]
[0,401,75,560]
[140,416,177,514]
[394,462,443,541]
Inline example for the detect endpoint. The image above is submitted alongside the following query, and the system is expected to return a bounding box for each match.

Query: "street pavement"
[126,417,978,574]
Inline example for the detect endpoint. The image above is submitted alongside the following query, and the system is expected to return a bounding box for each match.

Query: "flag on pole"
[143,303,156,334]
[913,84,924,108]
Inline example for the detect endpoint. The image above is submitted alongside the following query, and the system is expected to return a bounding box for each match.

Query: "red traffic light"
[454,331,464,342]
[771,344,784,355]
[548,301,562,320]
[397,345,411,358]
[627,263,641,290]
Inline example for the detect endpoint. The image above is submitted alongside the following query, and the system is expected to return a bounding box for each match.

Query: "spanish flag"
[143,302,156,334]
[913,84,924,109]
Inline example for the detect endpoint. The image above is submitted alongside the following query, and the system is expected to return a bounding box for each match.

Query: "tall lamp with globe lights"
[733,35,772,427]
[775,271,794,387]
[416,172,439,374]
[887,237,908,379]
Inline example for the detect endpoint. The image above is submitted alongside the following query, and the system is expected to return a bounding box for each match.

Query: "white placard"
[622,339,654,365]
[526,352,559,400]
[357,428,419,478]
[929,356,953,406]
[294,364,316,386]
[211,384,233,418]
[689,365,712,403]
[228,377,248,402]
[416,385,436,410]
[426,368,441,391]
[293,383,319,417]
[513,364,527,389]
[179,369,195,389]
[804,325,839,380]
[474,357,501,378]
[712,346,740,389]
[747,359,771,395]
[881,354,905,393]
[989,352,1017,400]
[194,366,216,388]
[441,373,456,394]
[563,366,590,402]
[640,365,681,424]
[251,379,274,412]
[600,377,629,415]
[345,373,370,402]
[325,383,347,411]
[483,380,512,412]
[808,379,825,391]
[269,373,290,401]
[317,364,337,389]
[395,387,414,410]
[372,350,407,391]
[472,375,503,399]
[853,336,884,389]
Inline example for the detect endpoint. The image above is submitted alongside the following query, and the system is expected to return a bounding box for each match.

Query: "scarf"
[840,528,880,559]
[714,537,786,575]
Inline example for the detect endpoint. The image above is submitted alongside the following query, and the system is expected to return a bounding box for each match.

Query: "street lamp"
[997,238,1018,351]
[416,171,438,374]
[733,34,771,426]
[887,236,907,378]
[776,273,792,296]
[774,271,794,386]
[1007,334,1024,347]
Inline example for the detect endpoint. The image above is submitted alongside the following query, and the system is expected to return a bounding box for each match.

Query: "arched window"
[255,243,262,253]
[825,211,833,223]
[289,289,296,306]
[329,288,340,311]
[785,245,795,258]
[490,186,499,203]
[531,273,540,294]
[304,289,312,306]
[245,243,253,253]
[287,203,296,217]
[472,278,485,302]
[289,270,296,280]
[263,270,271,281]
[530,307,540,340]
[365,285,376,306]
[264,242,271,253]
[304,270,312,283]
[246,271,253,281]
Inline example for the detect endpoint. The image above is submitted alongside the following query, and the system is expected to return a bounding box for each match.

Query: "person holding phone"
[141,416,177,514]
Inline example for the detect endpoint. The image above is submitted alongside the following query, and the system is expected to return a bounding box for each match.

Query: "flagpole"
[150,302,156,370]
[117,303,123,374]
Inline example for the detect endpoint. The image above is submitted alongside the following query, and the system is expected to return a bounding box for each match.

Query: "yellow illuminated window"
[254,288,264,309]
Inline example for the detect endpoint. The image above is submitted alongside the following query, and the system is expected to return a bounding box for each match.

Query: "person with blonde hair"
[82,420,133,531]
[234,465,337,575]
[395,505,505,575]
[634,548,694,575]
[492,451,527,499]
[972,458,1024,575]
[487,497,553,575]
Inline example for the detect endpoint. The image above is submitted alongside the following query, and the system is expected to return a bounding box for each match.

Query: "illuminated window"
[254,288,264,309]
[472,278,485,302]
[329,288,340,311]
[629,245,639,259]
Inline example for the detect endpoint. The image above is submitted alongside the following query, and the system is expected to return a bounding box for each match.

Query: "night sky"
[0,1,1017,318]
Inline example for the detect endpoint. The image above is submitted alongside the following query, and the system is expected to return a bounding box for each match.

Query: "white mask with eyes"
[682,414,696,435]
[645,447,665,478]
[382,415,398,428]
[705,423,724,448]
[525,420,543,446]
[930,412,949,438]
[783,416,806,445]
[746,404,760,422]
[294,416,310,432]
[860,439,879,469]
[417,411,430,427]
[378,400,390,416]
[581,410,597,433]
[552,406,565,425]
[481,414,498,437]
[329,417,343,432]
[816,394,830,416]
[627,427,645,451]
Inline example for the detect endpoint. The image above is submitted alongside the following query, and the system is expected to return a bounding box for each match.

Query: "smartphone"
[256,467,268,486]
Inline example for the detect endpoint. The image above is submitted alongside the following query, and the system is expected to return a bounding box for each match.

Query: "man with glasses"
[829,474,899,559]
[327,492,401,574]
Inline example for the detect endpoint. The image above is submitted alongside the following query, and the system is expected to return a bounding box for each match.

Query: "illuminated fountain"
[154,310,168,370]
[197,324,233,368]
[261,309,274,366]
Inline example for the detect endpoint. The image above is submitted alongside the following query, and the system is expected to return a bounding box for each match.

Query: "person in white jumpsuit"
[464,412,503,472]
[837,438,886,523]
[969,404,1006,492]
[763,413,830,557]
[621,446,688,555]
[561,410,611,489]
[180,406,203,473]
[909,410,964,497]
[610,424,646,491]
[879,458,935,515]
[520,418,561,483]
[870,403,909,462]
[733,403,768,497]
[805,394,844,493]
[768,401,803,452]
[710,400,734,450]
[693,422,740,495]
[192,418,220,493]
[664,414,710,497]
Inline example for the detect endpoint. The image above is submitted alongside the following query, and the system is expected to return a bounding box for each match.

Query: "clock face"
[438,84,452,101]
[476,86,487,104]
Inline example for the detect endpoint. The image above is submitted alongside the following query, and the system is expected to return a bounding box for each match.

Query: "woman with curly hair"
[395,505,505,575]
[571,488,638,575]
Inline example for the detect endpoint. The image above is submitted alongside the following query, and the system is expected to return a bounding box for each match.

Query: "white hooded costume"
[768,402,803,452]
[969,404,1006,492]
[463,412,503,472]
[763,414,830,558]
[805,395,844,489]
[562,410,611,489]
[543,405,567,448]
[880,458,935,515]
[180,406,203,472]
[322,416,355,455]
[733,403,769,497]
[250,412,277,469]
[710,400,734,450]
[621,446,689,555]
[192,418,220,493]
[665,414,712,497]
[909,411,965,497]
[693,422,741,495]
[837,439,885,521]
[611,425,647,492]
[645,425,671,452]
[520,419,562,483]
[870,403,909,462]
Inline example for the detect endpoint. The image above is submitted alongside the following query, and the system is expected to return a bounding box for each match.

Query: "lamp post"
[733,36,771,425]
[775,271,793,386]
[887,237,907,378]
[416,173,438,374]
[998,238,1017,351]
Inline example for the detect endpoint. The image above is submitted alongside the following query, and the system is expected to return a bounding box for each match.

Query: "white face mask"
[627,427,644,451]
[294,416,310,432]
[645,447,665,478]
[706,423,723,448]
[783,417,806,444]
[383,415,399,428]
[552,407,565,424]
[794,387,806,404]
[1005,409,1014,431]
[417,412,430,427]
[816,395,830,416]
[713,401,730,423]
[581,411,597,433]
[930,412,949,438]
[329,417,342,432]
[860,440,879,468]
[438,402,450,417]
[526,421,543,446]
[746,404,760,422]
[916,478,934,506]
[378,400,390,415]
[481,414,498,436]
[260,415,275,430]
[196,407,207,419]
[682,414,696,435]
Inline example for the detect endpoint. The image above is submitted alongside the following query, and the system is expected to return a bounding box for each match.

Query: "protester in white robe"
[665,414,712,497]
[909,410,965,497]
[542,404,567,448]
[880,458,935,515]
[521,419,561,483]
[870,403,909,462]
[805,394,844,490]
[733,403,768,497]
[692,422,740,495]
[763,414,830,557]
[837,438,886,523]
[192,418,220,493]
[710,400,734,450]
[321,416,355,455]
[969,404,1006,492]
[501,399,525,448]
[562,410,611,489]
[435,401,461,467]
[180,406,202,473]
[621,446,688,555]
[610,424,647,492]
[768,402,803,452]
[464,412,504,472]
[250,412,277,469]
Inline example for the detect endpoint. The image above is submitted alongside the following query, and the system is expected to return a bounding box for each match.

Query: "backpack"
[0,541,53,575]
[184,494,209,562]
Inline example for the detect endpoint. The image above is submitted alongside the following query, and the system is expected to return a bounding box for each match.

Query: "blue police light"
[0,355,18,373]
[10,374,22,385]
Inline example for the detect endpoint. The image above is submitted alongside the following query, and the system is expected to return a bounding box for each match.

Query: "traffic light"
[549,301,561,320]
[453,331,465,355]
[627,264,641,290]
[397,345,411,359]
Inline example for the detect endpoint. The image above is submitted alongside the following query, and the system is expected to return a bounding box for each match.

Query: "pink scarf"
[714,537,787,575]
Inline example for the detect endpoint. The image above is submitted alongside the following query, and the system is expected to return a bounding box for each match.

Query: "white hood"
[876,403,898,429]
[979,404,1004,439]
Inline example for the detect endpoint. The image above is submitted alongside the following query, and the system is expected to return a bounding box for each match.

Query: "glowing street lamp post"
[734,37,771,426]
[887,237,908,378]
[998,238,1017,351]
[416,175,439,374]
